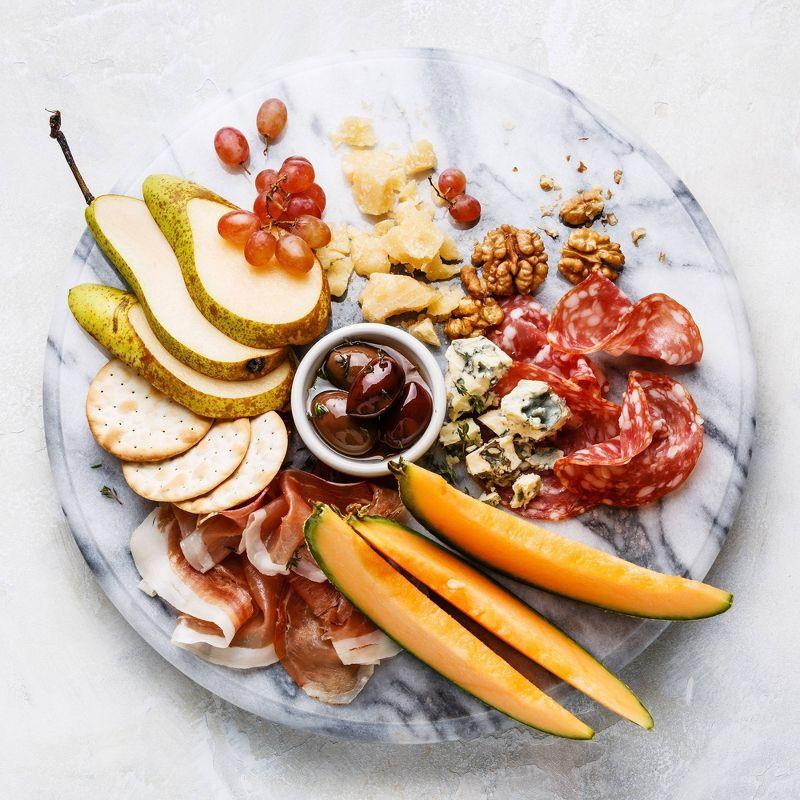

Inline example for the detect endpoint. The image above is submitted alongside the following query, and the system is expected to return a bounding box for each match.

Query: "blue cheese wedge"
[499,380,570,441]
[439,419,482,452]
[510,473,543,509]
[478,489,501,506]
[516,445,564,472]
[465,434,521,486]
[445,337,512,420]
[476,408,509,437]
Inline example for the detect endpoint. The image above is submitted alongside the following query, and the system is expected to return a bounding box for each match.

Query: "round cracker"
[122,418,251,502]
[176,411,288,514]
[87,360,211,462]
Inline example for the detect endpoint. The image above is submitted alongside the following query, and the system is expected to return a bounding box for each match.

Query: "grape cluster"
[435,168,482,225]
[213,100,332,272]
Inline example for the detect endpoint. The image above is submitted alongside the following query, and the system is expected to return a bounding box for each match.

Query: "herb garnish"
[100,485,123,504]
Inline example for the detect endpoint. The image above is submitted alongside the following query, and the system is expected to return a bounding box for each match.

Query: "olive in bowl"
[290,323,446,479]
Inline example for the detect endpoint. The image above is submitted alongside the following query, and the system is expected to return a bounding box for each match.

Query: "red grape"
[217,210,260,245]
[255,168,281,193]
[283,195,321,220]
[253,188,288,222]
[256,99,287,140]
[276,233,314,272]
[449,194,481,224]
[293,215,331,248]
[281,160,315,193]
[281,155,312,169]
[301,183,326,213]
[438,168,467,198]
[244,230,277,267]
[214,127,250,168]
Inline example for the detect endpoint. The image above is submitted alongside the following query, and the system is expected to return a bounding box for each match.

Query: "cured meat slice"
[493,365,622,521]
[489,295,550,359]
[172,560,284,668]
[286,574,401,665]
[496,362,621,423]
[238,496,291,576]
[290,544,328,583]
[555,372,704,506]
[490,296,608,396]
[267,471,403,571]
[547,272,703,365]
[130,506,253,646]
[177,509,243,573]
[275,579,374,704]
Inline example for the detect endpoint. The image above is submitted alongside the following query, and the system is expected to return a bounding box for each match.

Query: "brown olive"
[380,381,433,450]
[311,390,378,457]
[323,343,381,391]
[346,355,405,418]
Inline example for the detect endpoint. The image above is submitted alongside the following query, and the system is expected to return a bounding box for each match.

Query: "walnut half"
[443,296,504,338]
[559,188,605,226]
[558,228,625,284]
[471,224,548,296]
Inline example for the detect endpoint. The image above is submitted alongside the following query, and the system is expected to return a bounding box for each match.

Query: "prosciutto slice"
[130,506,253,646]
[288,574,401,665]
[275,580,374,705]
[547,272,703,365]
[261,470,403,576]
[172,559,284,669]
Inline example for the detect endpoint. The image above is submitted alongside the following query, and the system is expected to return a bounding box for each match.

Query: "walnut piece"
[471,224,548,296]
[559,188,605,226]
[631,228,647,246]
[444,296,504,338]
[558,228,625,284]
[613,169,623,185]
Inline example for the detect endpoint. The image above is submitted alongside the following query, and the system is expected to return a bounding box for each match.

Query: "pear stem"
[48,110,95,205]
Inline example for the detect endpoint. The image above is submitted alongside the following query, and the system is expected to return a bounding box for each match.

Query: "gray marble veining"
[43,50,755,743]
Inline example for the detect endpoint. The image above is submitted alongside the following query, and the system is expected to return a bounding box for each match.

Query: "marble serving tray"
[44,49,755,743]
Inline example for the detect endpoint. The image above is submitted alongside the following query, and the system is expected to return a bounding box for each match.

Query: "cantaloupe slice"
[350,516,652,728]
[392,461,732,620]
[304,505,593,739]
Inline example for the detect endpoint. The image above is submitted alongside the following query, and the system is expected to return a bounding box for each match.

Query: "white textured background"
[2,2,798,798]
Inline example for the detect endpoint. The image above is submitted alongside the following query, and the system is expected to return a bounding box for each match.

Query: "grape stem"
[427,175,454,207]
[48,110,95,205]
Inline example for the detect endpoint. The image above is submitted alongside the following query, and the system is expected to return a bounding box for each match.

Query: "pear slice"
[68,284,294,419]
[143,175,330,348]
[86,195,286,381]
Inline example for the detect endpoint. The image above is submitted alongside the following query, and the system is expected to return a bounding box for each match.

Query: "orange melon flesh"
[350,516,653,729]
[305,505,593,739]
[394,462,732,620]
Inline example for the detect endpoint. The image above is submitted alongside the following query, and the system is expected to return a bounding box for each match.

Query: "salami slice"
[498,476,597,522]
[496,362,620,422]
[492,363,621,521]
[490,296,608,396]
[548,272,703,365]
[489,295,550,360]
[554,372,704,506]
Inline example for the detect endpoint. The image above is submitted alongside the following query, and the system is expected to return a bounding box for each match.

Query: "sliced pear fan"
[67,284,295,419]
[142,175,330,348]
[87,195,285,380]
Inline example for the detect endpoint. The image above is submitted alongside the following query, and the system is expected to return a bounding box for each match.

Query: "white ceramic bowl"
[290,323,446,478]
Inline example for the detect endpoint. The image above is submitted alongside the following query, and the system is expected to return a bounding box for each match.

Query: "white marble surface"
[2,0,798,796]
